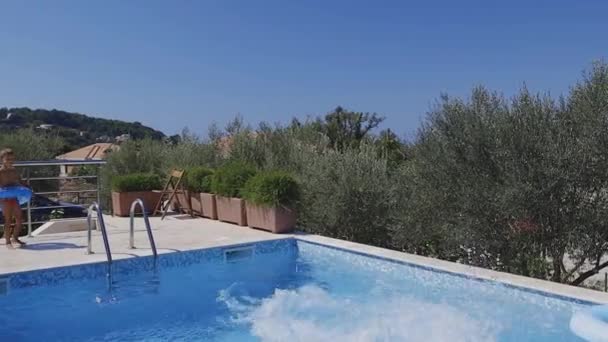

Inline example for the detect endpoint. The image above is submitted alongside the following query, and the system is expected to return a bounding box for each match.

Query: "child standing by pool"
[0,148,27,248]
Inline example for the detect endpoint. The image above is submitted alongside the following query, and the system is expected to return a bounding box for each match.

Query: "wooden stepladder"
[152,169,191,219]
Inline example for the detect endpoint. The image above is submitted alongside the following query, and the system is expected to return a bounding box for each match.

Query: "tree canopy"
[395,62,608,285]
[0,107,165,151]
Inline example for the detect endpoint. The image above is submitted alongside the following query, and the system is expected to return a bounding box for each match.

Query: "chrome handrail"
[87,202,112,265]
[129,198,157,258]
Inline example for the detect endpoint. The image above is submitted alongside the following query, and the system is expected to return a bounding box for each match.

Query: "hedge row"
[112,164,300,208]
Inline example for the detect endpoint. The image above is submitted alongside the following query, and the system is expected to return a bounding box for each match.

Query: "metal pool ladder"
[87,202,113,265]
[129,198,158,258]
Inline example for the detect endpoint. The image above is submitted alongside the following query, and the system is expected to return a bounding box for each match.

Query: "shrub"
[111,173,162,192]
[165,132,221,169]
[210,162,256,197]
[0,128,65,160]
[297,144,397,247]
[103,139,167,176]
[186,167,214,193]
[242,171,300,208]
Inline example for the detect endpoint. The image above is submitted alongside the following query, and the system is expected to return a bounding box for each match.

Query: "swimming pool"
[0,238,597,341]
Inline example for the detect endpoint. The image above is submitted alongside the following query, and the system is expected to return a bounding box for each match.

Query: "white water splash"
[218,284,500,342]
[570,307,608,342]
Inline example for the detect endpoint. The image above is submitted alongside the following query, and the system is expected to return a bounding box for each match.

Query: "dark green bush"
[112,173,162,192]
[242,171,300,208]
[186,167,214,193]
[297,145,397,247]
[210,162,256,197]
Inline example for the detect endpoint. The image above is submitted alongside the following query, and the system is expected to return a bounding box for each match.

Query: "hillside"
[0,107,165,150]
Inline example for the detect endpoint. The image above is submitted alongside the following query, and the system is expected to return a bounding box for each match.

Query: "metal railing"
[87,202,112,264]
[12,159,107,236]
[129,198,157,258]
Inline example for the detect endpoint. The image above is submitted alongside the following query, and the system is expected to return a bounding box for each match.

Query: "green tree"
[297,144,397,247]
[394,62,608,286]
[0,129,64,160]
[375,128,407,166]
[322,106,385,151]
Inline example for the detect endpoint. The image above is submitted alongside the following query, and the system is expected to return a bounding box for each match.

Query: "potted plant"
[111,173,162,217]
[187,166,217,219]
[210,162,256,226]
[242,170,300,233]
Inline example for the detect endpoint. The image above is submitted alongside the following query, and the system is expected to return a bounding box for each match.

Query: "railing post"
[96,165,101,207]
[26,168,32,237]
[87,207,94,255]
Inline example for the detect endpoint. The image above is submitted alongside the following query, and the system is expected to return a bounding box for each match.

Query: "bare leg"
[11,200,25,245]
[2,201,14,247]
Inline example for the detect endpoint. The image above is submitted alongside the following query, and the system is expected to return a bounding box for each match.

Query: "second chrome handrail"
[129,198,158,258]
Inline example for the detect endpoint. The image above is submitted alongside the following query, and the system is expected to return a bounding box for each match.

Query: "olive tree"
[297,144,398,247]
[394,61,608,286]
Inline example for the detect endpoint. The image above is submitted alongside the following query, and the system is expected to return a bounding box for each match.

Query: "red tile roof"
[56,143,117,160]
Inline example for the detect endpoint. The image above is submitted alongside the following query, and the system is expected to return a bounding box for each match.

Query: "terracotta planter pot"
[190,193,203,216]
[175,191,192,214]
[111,191,162,217]
[246,203,296,233]
[216,196,247,226]
[190,192,217,219]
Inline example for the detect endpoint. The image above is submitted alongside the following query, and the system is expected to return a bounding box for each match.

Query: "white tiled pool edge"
[0,215,287,275]
[296,234,608,304]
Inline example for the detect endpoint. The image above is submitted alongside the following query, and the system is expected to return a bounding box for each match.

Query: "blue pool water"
[0,238,591,341]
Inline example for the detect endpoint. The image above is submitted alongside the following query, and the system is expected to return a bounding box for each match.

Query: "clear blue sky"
[1,1,606,137]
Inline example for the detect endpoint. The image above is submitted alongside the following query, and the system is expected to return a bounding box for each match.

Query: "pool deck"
[1,214,287,275]
[2,214,608,304]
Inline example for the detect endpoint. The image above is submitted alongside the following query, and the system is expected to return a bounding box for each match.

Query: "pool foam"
[220,284,500,342]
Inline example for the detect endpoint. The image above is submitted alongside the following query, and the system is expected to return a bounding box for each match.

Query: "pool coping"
[0,237,292,279]
[296,234,608,305]
[3,238,297,289]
